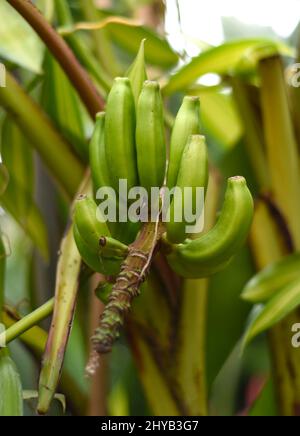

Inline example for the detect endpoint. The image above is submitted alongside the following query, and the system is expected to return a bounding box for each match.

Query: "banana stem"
[6,0,104,117]
[259,55,300,249]
[231,77,269,190]
[88,221,165,369]
[259,55,300,415]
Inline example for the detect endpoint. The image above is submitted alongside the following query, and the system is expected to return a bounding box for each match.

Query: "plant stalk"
[2,308,87,416]
[231,77,269,189]
[259,55,300,249]
[0,299,54,346]
[259,55,300,415]
[88,221,165,369]
[0,233,6,323]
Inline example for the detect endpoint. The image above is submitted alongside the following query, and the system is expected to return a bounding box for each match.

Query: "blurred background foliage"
[0,0,300,416]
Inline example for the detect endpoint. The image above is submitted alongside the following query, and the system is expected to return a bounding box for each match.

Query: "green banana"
[166,135,209,244]
[126,39,147,108]
[105,77,138,192]
[166,176,254,278]
[73,223,121,276]
[95,282,113,305]
[89,112,112,193]
[136,81,166,193]
[242,252,300,303]
[111,221,141,246]
[73,196,128,258]
[167,96,201,190]
[89,112,139,243]
[0,351,23,416]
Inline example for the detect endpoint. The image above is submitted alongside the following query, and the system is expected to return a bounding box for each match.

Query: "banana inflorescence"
[83,71,254,281]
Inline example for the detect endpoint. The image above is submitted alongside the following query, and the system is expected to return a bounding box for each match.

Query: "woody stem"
[90,221,165,356]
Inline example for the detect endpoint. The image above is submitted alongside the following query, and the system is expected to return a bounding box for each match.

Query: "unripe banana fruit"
[167,96,201,190]
[95,282,113,305]
[166,176,254,278]
[242,252,300,303]
[89,112,112,193]
[105,77,138,192]
[136,81,166,193]
[166,135,209,244]
[73,196,128,275]
[74,196,128,257]
[73,223,121,276]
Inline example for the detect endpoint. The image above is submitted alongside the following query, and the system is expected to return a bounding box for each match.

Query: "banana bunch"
[85,65,253,279]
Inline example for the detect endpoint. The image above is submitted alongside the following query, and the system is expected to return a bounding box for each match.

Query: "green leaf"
[0,116,48,259]
[0,164,9,196]
[61,17,178,68]
[164,39,291,95]
[194,88,242,149]
[0,1,44,74]
[242,252,300,303]
[0,232,6,320]
[41,51,88,161]
[0,165,49,259]
[1,116,35,215]
[0,72,84,198]
[243,278,300,347]
[36,0,55,22]
[126,39,147,107]
[0,351,23,416]
[110,24,178,69]
[55,0,112,95]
